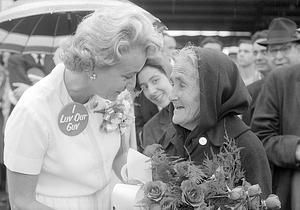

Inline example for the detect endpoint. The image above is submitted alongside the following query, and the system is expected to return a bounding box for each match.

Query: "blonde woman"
[4,4,162,210]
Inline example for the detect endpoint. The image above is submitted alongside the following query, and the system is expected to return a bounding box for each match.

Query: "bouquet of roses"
[138,137,281,210]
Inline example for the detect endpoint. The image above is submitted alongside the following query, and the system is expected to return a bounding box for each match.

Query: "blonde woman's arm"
[7,169,54,210]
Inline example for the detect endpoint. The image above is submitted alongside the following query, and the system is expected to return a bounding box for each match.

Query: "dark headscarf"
[171,47,251,150]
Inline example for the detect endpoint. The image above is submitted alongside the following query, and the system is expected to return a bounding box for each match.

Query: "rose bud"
[247,184,262,197]
[242,179,251,191]
[228,186,245,200]
[265,194,281,209]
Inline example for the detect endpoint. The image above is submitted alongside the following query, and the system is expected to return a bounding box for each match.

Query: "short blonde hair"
[60,3,163,72]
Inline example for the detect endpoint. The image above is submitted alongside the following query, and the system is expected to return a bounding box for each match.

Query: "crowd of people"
[0,2,298,210]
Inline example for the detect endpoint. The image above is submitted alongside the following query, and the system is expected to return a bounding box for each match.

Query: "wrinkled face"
[268,42,300,68]
[253,39,272,76]
[202,43,222,51]
[237,43,254,67]
[170,57,200,130]
[138,66,172,108]
[95,47,147,101]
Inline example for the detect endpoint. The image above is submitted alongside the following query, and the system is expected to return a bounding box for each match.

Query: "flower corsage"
[91,90,134,134]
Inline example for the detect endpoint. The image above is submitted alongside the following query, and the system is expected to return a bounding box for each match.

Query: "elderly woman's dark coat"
[160,48,272,198]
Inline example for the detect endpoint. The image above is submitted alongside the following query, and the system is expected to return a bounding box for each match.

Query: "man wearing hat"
[252,17,300,210]
[258,17,300,68]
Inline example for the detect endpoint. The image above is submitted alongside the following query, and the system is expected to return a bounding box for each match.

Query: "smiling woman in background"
[136,54,173,151]
[4,4,162,210]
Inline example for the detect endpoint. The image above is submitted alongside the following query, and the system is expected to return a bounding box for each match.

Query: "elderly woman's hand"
[143,144,164,157]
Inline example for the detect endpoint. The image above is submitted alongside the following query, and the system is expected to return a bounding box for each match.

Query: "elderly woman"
[162,46,272,198]
[4,4,162,210]
[136,55,173,151]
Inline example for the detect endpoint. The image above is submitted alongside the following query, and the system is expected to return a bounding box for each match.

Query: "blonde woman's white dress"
[4,64,124,210]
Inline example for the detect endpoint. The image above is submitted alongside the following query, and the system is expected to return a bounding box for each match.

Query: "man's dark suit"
[242,79,265,125]
[251,64,300,210]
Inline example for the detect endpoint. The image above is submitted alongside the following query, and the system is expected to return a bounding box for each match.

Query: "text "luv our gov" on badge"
[58,102,89,136]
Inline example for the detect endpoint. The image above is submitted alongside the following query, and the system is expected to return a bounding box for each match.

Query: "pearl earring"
[89,72,97,80]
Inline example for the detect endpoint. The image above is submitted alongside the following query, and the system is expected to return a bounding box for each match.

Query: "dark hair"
[200,37,223,49]
[251,30,268,43]
[135,62,167,91]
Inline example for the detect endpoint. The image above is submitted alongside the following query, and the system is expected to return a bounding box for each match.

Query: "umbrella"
[0,0,161,54]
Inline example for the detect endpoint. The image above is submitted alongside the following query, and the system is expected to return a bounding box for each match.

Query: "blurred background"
[1,0,300,49]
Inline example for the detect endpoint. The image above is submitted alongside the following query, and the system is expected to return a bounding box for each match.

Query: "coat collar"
[165,115,250,154]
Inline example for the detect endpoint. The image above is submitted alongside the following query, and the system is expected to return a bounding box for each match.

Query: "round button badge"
[199,137,207,145]
[58,102,89,136]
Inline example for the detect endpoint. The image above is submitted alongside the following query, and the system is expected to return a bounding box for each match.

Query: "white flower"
[93,90,134,134]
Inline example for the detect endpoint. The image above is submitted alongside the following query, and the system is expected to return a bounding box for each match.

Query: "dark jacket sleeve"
[251,72,300,169]
[134,93,159,152]
[242,79,264,126]
[8,55,33,89]
[237,130,272,199]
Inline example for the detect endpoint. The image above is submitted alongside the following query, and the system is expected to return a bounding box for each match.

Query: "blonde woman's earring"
[89,72,97,80]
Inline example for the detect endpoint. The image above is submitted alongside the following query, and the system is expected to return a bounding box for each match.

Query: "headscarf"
[171,47,251,148]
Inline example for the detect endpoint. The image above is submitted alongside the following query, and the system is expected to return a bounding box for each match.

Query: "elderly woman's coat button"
[199,137,207,145]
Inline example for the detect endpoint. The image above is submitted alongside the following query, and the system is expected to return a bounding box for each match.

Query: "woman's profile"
[4,3,162,210]
[159,46,272,198]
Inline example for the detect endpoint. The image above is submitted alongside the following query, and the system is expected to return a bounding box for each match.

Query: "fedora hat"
[258,17,300,46]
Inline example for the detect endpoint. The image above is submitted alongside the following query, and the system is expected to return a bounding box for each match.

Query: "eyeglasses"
[268,44,293,57]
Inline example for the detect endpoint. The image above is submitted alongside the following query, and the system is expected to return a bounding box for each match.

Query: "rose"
[264,194,281,209]
[144,181,167,202]
[160,197,175,210]
[228,186,246,200]
[247,184,262,197]
[180,180,205,207]
[174,161,189,177]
